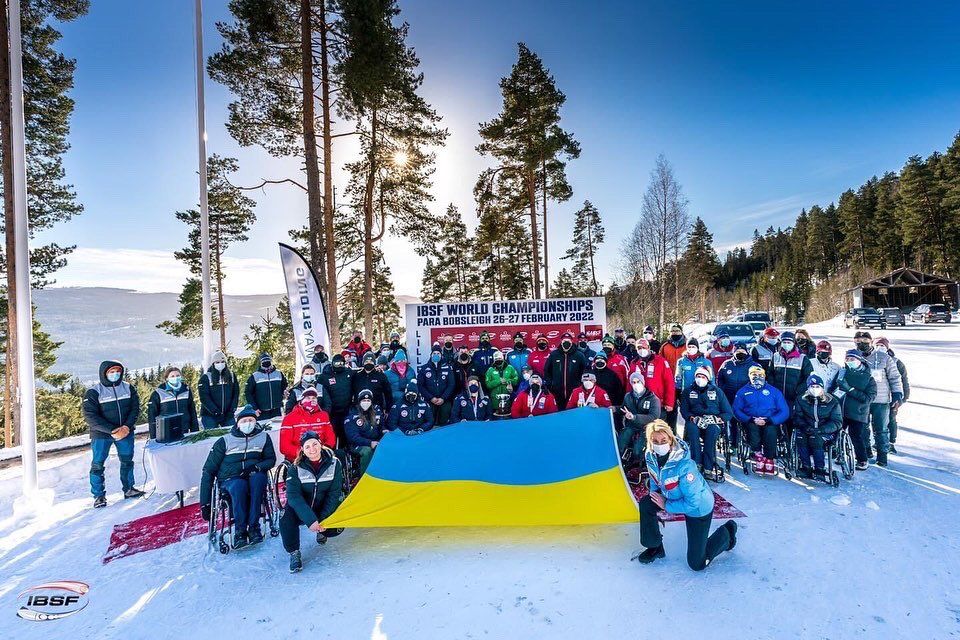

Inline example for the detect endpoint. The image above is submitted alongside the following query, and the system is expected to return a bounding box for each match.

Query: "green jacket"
[485,362,519,399]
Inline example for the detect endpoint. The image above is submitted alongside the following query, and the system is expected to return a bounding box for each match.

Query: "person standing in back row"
[83,360,145,508]
[853,331,902,467]
[147,366,199,437]
[874,337,909,454]
[545,332,587,409]
[245,353,287,420]
[198,350,240,430]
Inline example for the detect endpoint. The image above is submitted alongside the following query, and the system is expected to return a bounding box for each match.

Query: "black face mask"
[561,340,572,351]
[595,360,607,369]
[578,341,588,349]
[603,346,613,355]
[514,342,524,350]
[817,352,831,364]
[459,354,470,363]
[670,334,683,344]
[856,341,871,353]
[537,343,548,351]
[445,341,453,349]
[468,383,479,394]
[529,384,541,395]
[390,340,400,349]
[261,361,272,370]
[405,393,417,403]
[797,338,809,347]
[354,336,362,343]
[480,340,491,348]
[734,352,747,362]
[363,363,374,372]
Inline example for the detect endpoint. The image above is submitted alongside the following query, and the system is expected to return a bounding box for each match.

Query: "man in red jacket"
[527,335,552,378]
[707,331,736,373]
[348,330,372,359]
[511,374,558,418]
[599,335,630,389]
[568,372,612,408]
[279,388,335,462]
[630,339,676,418]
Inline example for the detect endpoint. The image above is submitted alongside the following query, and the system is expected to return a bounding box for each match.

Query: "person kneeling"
[792,374,842,479]
[281,431,345,573]
[636,419,737,570]
[200,405,277,549]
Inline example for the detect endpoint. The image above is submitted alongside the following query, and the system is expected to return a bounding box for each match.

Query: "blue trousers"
[796,432,827,470]
[223,471,268,532]
[201,415,235,430]
[90,434,135,498]
[685,421,720,470]
[868,403,890,457]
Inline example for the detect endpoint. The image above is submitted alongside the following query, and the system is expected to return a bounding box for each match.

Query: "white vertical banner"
[279,243,330,372]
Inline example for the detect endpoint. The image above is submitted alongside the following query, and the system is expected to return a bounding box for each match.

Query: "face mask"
[583,380,595,390]
[809,386,824,397]
[720,338,731,348]
[522,372,531,381]
[595,360,607,369]
[686,346,698,356]
[751,377,765,389]
[459,354,471,363]
[603,346,613,355]
[405,393,418,403]
[363,363,374,372]
[360,399,372,411]
[444,341,453,348]
[846,360,861,369]
[652,442,671,456]
[734,352,747,362]
[639,349,650,358]
[643,333,653,340]
[431,353,441,364]
[627,340,636,347]
[670,333,682,341]
[695,377,708,388]
[537,343,548,351]
[797,338,809,346]
[238,420,256,435]
[561,340,572,350]
[302,398,318,409]
[480,340,491,348]
[817,352,831,364]
[782,341,795,352]
[167,376,182,389]
[578,341,588,349]
[765,338,778,347]
[303,374,316,383]
[632,381,645,394]
[261,360,272,369]
[333,361,344,370]
[529,384,541,395]
[876,345,888,354]
[214,362,226,371]
[856,342,871,353]
[354,336,362,344]
[106,371,121,383]
[514,341,524,350]
[468,383,479,394]
[390,340,400,347]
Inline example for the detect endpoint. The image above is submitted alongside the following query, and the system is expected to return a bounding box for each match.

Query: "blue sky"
[43,0,960,296]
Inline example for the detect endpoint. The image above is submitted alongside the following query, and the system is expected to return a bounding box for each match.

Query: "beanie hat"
[806,374,824,388]
[404,381,419,395]
[875,337,890,349]
[601,335,615,346]
[332,353,345,364]
[629,371,644,384]
[780,331,796,342]
[643,325,654,334]
[376,354,390,366]
[762,327,780,340]
[844,349,868,364]
[235,404,258,422]
[581,372,597,383]
[357,389,374,401]
[748,365,766,379]
[854,330,872,340]
[259,353,272,364]
[694,366,711,380]
[670,323,683,332]
[300,387,318,399]
[637,338,650,350]
[299,430,320,447]
[686,337,699,348]
[212,350,227,363]
[593,350,608,361]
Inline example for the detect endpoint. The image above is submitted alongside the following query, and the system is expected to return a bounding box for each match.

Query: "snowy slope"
[1,323,959,639]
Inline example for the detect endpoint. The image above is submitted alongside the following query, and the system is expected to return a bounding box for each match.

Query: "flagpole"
[194,0,213,366]
[8,0,38,493]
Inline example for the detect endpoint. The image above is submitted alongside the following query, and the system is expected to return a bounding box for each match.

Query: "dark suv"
[910,304,952,324]
[844,307,885,329]
[878,307,906,326]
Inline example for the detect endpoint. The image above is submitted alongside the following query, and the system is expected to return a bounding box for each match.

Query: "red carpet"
[103,503,208,564]
[631,482,746,521]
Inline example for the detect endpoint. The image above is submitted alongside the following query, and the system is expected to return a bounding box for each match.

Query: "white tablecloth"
[145,426,282,494]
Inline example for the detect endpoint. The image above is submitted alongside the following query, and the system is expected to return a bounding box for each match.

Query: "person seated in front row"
[450,375,492,423]
[280,387,336,463]
[619,372,662,466]
[510,374,558,418]
[792,374,842,479]
[679,366,734,478]
[386,381,434,434]
[345,389,387,475]
[199,405,277,549]
[732,366,790,475]
[569,372,612,408]
[281,431,344,573]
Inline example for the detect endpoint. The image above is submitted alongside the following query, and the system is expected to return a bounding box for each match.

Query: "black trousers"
[639,494,730,571]
[330,409,349,444]
[746,422,778,458]
[280,505,343,552]
[662,407,679,434]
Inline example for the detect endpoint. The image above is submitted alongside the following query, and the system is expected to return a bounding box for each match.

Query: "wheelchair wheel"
[830,470,840,488]
[216,492,232,554]
[737,430,751,476]
[262,478,280,538]
[273,463,288,518]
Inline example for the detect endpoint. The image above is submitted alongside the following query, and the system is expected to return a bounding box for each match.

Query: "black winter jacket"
[199,425,277,507]
[284,450,344,526]
[198,366,239,419]
[83,360,140,440]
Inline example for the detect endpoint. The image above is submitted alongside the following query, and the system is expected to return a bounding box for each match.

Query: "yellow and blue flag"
[323,407,639,528]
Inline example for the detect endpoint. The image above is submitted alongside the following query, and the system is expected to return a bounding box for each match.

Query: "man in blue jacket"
[418,345,456,426]
[386,382,434,434]
[471,331,498,388]
[506,331,530,374]
[83,360,144,508]
[733,366,790,475]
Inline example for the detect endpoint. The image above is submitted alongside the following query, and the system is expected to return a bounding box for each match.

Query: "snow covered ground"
[2,321,959,639]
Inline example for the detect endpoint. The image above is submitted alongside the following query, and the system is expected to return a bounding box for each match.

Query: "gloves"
[891,392,903,408]
[200,504,211,522]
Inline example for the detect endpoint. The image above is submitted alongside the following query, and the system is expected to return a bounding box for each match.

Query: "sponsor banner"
[405,297,606,367]
[279,243,330,372]
[17,581,90,621]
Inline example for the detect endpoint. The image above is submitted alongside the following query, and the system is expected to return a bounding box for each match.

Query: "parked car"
[910,303,952,324]
[745,320,770,337]
[710,322,758,348]
[734,311,773,324]
[877,307,906,326]
[844,307,886,329]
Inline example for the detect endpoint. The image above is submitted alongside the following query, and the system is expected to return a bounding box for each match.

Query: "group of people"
[82,322,908,573]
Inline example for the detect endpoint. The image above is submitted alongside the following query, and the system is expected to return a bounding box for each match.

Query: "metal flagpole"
[194,0,214,366]
[8,0,37,493]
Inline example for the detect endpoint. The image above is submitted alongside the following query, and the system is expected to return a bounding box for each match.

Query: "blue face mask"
[167,376,183,389]
[720,338,731,347]
[303,374,316,383]
[431,353,441,364]
[106,371,121,383]
[845,360,860,370]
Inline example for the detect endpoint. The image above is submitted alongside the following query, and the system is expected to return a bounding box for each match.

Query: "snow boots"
[754,453,776,475]
[634,545,665,564]
[726,520,738,551]
[289,550,303,573]
[248,524,264,545]
[123,488,145,500]
[93,495,107,509]
[233,529,249,550]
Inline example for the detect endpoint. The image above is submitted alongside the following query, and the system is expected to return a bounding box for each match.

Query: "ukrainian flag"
[323,407,639,528]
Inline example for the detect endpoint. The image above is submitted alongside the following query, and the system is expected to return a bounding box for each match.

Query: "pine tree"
[472,197,533,300]
[679,217,720,320]
[561,200,604,295]
[336,0,447,338]
[476,43,580,298]
[338,247,401,343]
[870,172,906,271]
[158,156,256,348]
[549,268,582,297]
[897,154,955,276]
[419,204,480,302]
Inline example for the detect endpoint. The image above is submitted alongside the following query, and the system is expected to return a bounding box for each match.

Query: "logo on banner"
[17,581,90,621]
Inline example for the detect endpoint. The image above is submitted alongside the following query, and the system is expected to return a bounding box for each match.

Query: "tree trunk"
[361,109,377,341]
[1,0,19,447]
[587,220,597,296]
[526,171,542,299]
[541,156,549,297]
[213,219,226,350]
[318,0,339,351]
[299,0,326,292]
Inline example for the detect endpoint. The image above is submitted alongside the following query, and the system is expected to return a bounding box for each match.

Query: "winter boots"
[289,550,303,573]
[233,529,249,550]
[248,524,264,545]
[634,545,665,564]
[889,443,898,454]
[123,488,145,500]
[726,520,738,551]
[93,495,107,509]
[856,461,868,471]
[753,453,776,475]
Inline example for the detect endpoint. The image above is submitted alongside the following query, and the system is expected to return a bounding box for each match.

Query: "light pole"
[195,0,214,366]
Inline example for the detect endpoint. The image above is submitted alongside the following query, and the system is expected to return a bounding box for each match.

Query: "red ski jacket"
[568,385,612,408]
[630,354,677,410]
[510,390,558,418]
[279,405,336,462]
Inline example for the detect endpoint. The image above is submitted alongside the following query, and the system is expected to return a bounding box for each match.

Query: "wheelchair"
[207,473,280,555]
[686,415,728,484]
[736,421,790,478]
[783,423,856,486]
